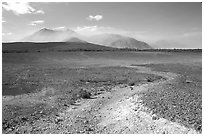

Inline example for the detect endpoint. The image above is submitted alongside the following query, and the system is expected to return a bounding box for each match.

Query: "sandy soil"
[4,65,199,134]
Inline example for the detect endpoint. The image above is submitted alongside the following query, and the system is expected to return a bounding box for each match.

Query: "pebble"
[55,117,63,123]
[84,120,89,124]
[63,103,68,106]
[152,115,159,120]
[186,80,193,83]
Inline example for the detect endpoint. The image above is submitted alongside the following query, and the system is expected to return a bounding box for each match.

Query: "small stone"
[128,82,135,86]
[55,117,63,123]
[86,127,93,131]
[124,84,128,87]
[186,80,193,83]
[84,120,89,124]
[72,107,77,109]
[21,116,28,121]
[152,115,159,120]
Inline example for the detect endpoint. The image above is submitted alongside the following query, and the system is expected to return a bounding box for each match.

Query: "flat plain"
[2,50,202,134]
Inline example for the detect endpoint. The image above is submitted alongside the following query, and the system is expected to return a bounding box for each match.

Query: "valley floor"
[2,65,201,134]
[2,51,202,134]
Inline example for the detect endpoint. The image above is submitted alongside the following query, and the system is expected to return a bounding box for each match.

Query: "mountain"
[151,40,188,49]
[63,37,87,43]
[22,28,78,42]
[2,42,117,53]
[22,28,152,49]
[86,34,152,49]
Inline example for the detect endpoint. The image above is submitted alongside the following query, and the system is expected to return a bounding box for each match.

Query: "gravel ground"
[2,65,200,134]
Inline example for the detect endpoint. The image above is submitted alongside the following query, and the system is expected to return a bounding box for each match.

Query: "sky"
[2,2,202,48]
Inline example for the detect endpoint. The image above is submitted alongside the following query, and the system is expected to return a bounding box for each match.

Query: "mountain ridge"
[22,28,152,49]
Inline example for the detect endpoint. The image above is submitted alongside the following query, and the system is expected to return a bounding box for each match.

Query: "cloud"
[166,31,202,48]
[34,10,45,14]
[2,32,12,36]
[2,2,45,15]
[75,26,98,32]
[75,25,134,35]
[74,26,99,36]
[2,20,6,23]
[74,25,157,43]
[87,15,103,21]
[29,20,44,26]
[53,26,66,30]
[74,25,135,37]
[182,32,201,37]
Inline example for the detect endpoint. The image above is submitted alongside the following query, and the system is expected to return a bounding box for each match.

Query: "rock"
[72,107,77,109]
[186,80,193,83]
[21,116,28,121]
[55,117,63,124]
[97,92,102,95]
[124,84,128,87]
[152,115,159,120]
[86,127,93,131]
[99,87,106,91]
[133,107,138,111]
[63,103,68,106]
[84,120,89,124]
[147,78,154,82]
[128,82,135,86]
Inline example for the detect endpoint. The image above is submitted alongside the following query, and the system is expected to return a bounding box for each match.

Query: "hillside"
[151,40,188,49]
[21,28,152,49]
[86,34,152,49]
[63,37,87,43]
[2,42,117,53]
[22,28,78,42]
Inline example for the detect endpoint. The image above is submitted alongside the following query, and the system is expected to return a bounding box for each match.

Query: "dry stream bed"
[2,65,201,134]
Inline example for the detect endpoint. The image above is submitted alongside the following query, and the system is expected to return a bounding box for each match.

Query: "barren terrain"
[2,51,202,134]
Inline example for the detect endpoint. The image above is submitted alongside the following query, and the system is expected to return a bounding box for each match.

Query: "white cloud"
[74,25,131,36]
[53,26,66,30]
[2,32,12,36]
[2,20,6,23]
[182,32,201,37]
[29,20,44,26]
[34,10,45,14]
[74,25,157,43]
[2,2,45,15]
[87,15,103,21]
[75,26,98,32]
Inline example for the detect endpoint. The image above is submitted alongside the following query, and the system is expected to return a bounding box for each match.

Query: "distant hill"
[21,28,152,49]
[86,34,152,49]
[151,40,188,49]
[63,37,87,43]
[22,28,78,42]
[2,42,118,53]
